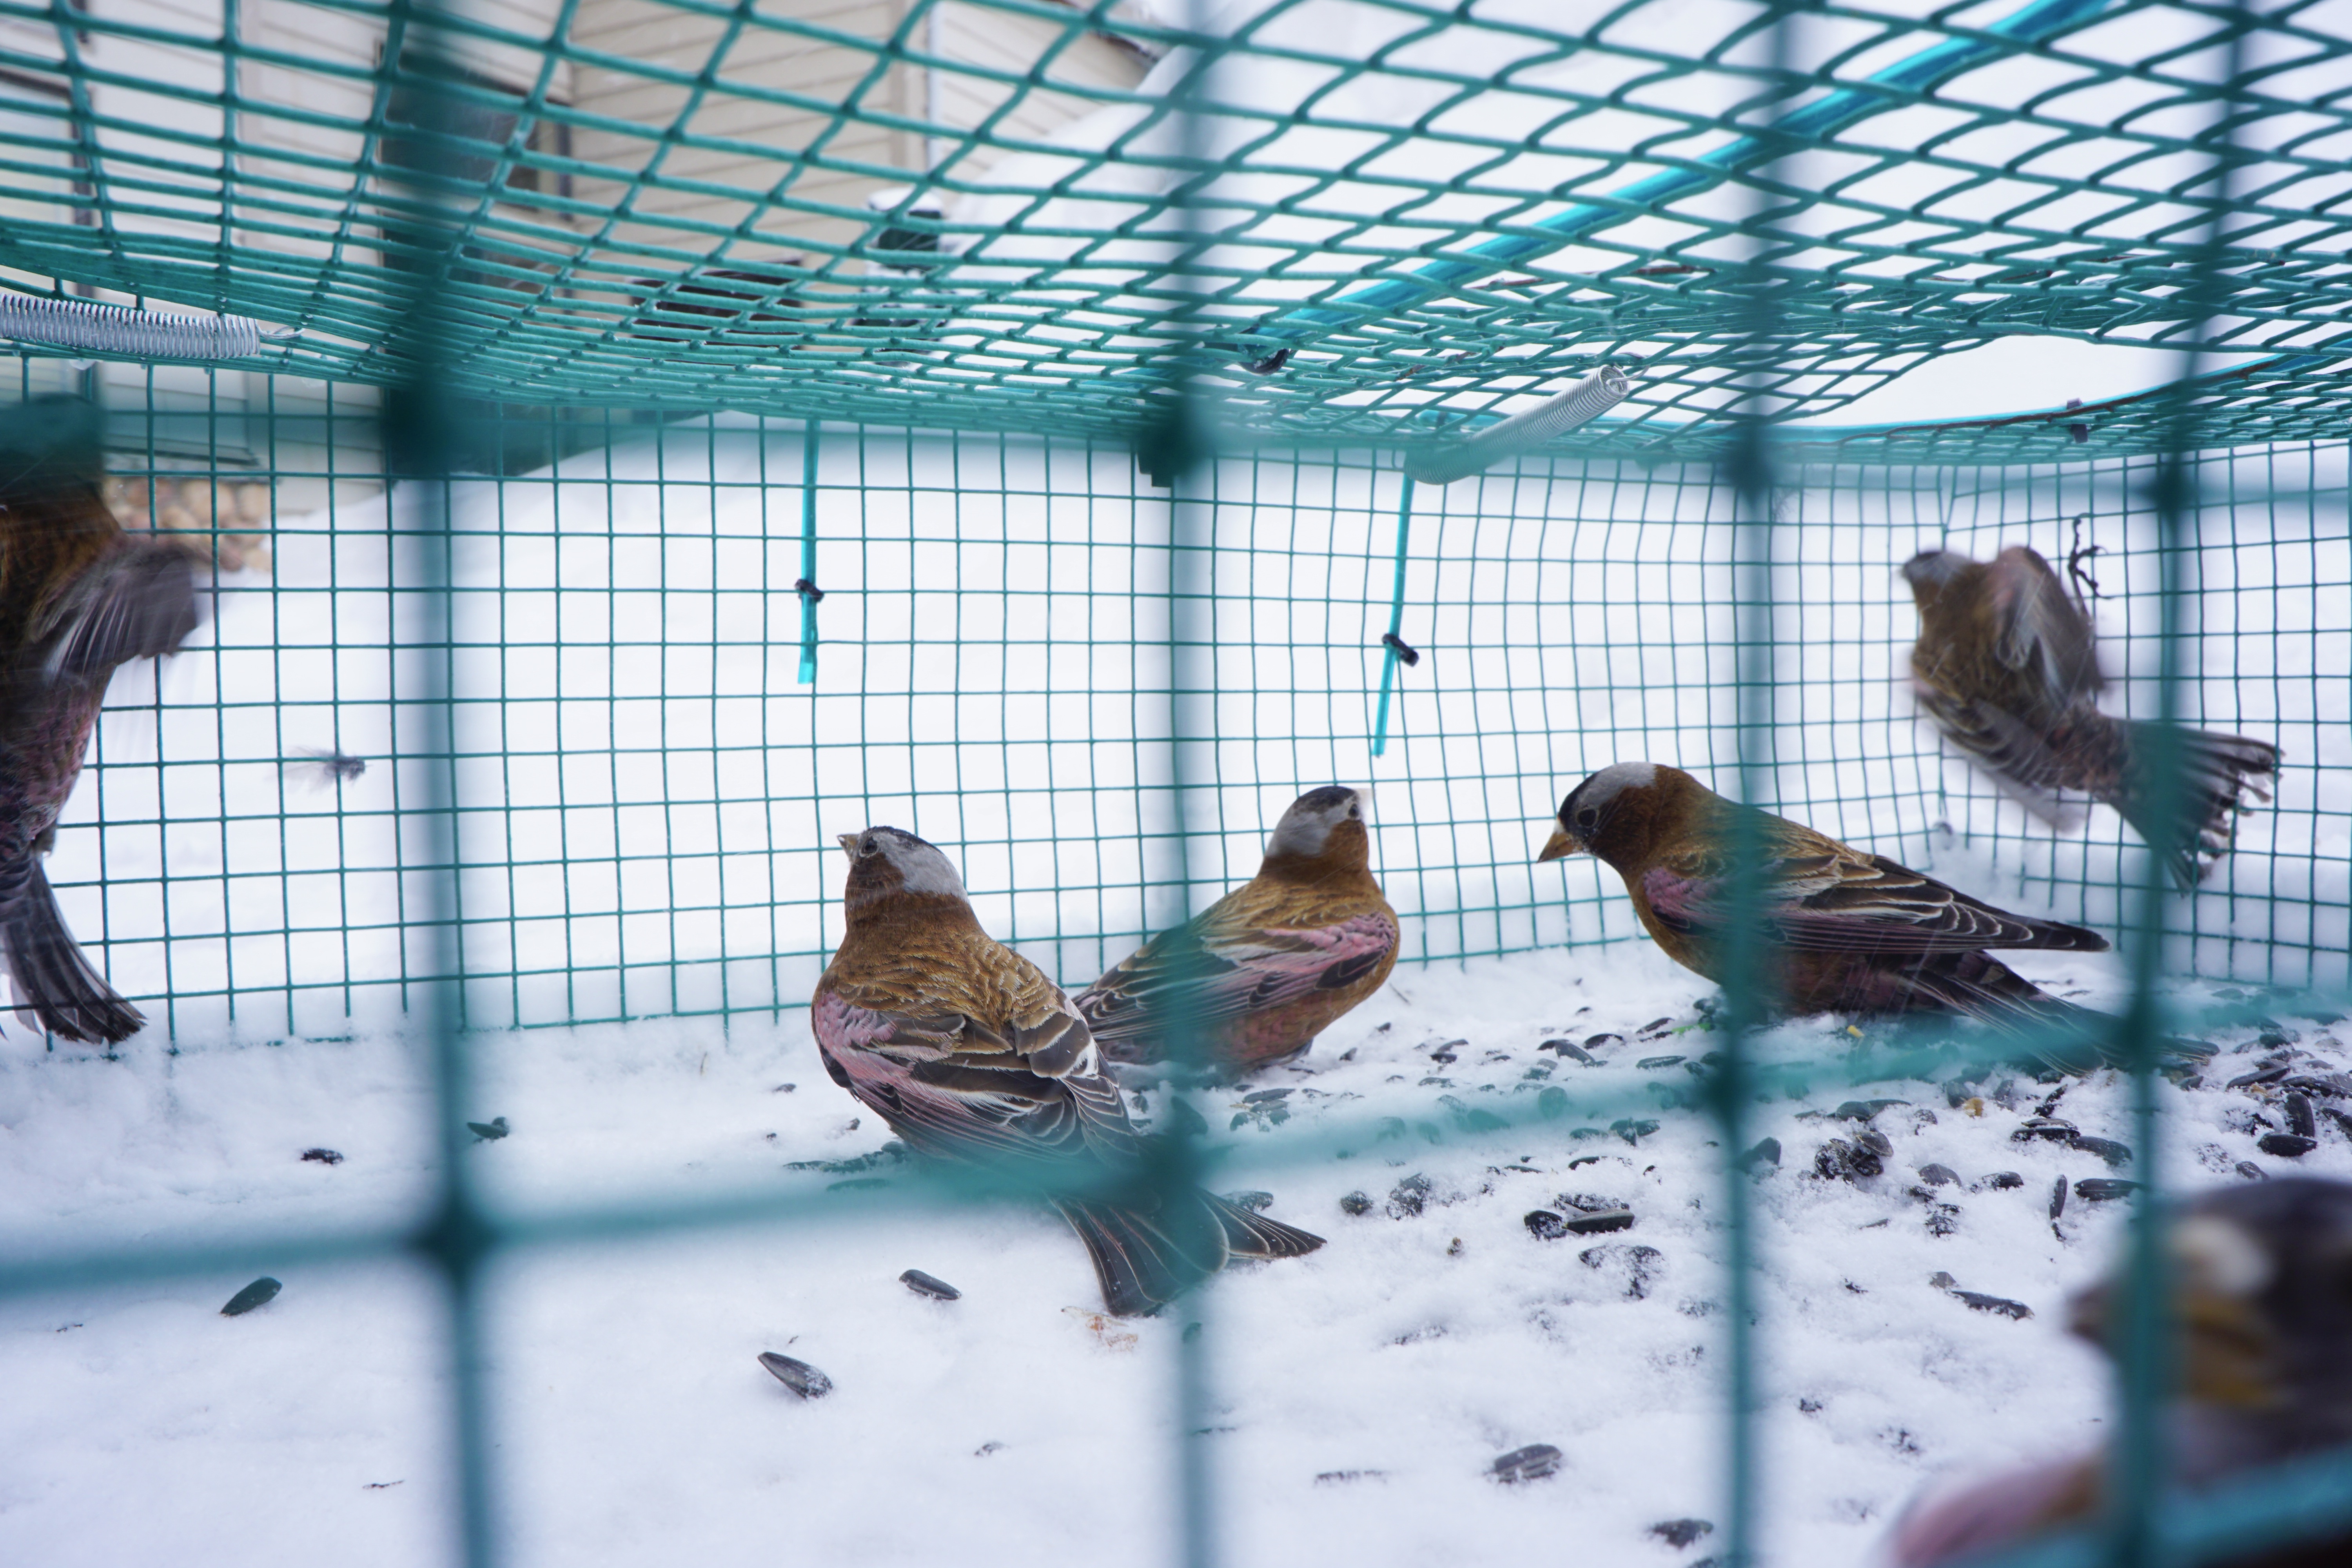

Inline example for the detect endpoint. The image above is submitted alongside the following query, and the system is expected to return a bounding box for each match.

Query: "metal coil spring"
[0,292,285,361]
[1406,365,1634,485]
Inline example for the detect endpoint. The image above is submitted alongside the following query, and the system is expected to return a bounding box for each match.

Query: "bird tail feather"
[1053,1188,1323,1316]
[2113,720,2280,888]
[0,858,143,1045]
[1907,951,2209,1076]
[1053,1193,1232,1317]
[1204,1192,1325,1260]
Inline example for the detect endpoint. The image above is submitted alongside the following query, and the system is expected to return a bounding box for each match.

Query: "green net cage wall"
[4,0,2351,1563]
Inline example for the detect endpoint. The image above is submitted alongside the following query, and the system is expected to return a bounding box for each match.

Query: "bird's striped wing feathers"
[1078,904,1397,1040]
[1987,547,2102,703]
[1641,838,2107,956]
[816,927,1138,1169]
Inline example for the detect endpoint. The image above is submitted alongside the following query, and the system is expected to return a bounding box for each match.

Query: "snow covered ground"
[5,941,2347,1567]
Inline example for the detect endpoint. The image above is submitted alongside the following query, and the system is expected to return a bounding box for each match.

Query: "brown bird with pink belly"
[1535,762,2195,1073]
[811,825,1325,1315]
[1075,785,1397,1079]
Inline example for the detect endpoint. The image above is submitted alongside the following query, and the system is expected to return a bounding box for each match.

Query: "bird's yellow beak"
[836,833,859,857]
[1537,824,1580,862]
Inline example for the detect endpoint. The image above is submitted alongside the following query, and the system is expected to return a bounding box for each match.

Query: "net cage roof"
[0,0,2346,464]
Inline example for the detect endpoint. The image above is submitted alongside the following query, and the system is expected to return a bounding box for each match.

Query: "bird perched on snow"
[0,397,203,1044]
[1903,545,2278,888]
[1889,1177,2352,1568]
[1074,785,1397,1077]
[1537,763,2144,1071]
[812,825,1325,1314]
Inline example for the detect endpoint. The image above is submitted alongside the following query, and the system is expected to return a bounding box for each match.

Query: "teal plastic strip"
[1370,472,1414,757]
[798,420,820,686]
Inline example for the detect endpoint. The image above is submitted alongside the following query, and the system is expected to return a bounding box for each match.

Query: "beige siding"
[566,0,1146,265]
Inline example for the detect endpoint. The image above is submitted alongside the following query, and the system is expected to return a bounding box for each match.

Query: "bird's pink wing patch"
[813,990,1077,1161]
[1200,911,1398,1015]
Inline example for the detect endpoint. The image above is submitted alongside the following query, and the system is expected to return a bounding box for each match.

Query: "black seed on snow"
[1525,1210,1572,1241]
[1339,1191,1374,1216]
[2068,1135,2132,1168]
[2288,1093,2316,1139]
[221,1278,282,1316]
[2323,1107,2352,1141]
[1315,1469,1386,1485]
[1242,1089,1292,1104]
[1951,1290,2033,1320]
[1979,1171,2025,1190]
[1651,1519,1715,1550]
[1492,1444,1563,1483]
[1832,1100,1910,1122]
[1739,1137,1781,1170]
[1917,1163,1961,1187]
[1537,1087,1570,1119]
[2013,1117,2076,1141]
[2050,1175,2069,1220]
[759,1352,833,1399]
[1223,1190,1275,1212]
[1562,1208,1635,1234]
[1387,1174,1434,1218]
[1637,1017,1675,1036]
[467,1116,509,1141]
[2074,1179,2140,1203]
[1611,1118,1660,1145]
[900,1269,961,1301]
[2258,1133,2318,1158]
[299,1148,344,1165]
[2237,1161,2268,1181]
[1857,1130,1893,1157]
[2259,1031,2291,1048]
[2227,1066,2292,1089]
[1925,1206,1960,1237]
[2287,1073,2352,1099]
[1579,1243,1664,1299]
[1637,1055,1686,1070]
[1584,1033,1625,1052]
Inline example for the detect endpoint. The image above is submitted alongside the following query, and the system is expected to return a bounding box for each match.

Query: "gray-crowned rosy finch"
[1075,786,1397,1077]
[1535,762,2190,1074]
[811,825,1324,1315]
[1891,1177,2352,1568]
[0,397,204,1043]
[1904,544,2278,888]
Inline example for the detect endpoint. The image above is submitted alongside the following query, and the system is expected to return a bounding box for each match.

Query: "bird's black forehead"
[1294,785,1356,812]
[861,824,933,851]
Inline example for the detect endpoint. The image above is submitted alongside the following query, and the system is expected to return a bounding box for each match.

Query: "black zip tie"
[795,577,825,603]
[1382,631,1420,666]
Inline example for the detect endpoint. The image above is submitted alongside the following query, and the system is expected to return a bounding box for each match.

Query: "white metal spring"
[0,292,289,361]
[1405,365,1634,485]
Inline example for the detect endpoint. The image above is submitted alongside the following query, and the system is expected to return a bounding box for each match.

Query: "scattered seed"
[2074,1179,2140,1203]
[900,1269,960,1301]
[1739,1136,1782,1171]
[299,1147,344,1165]
[221,1277,282,1317]
[758,1352,833,1399]
[2050,1175,2069,1220]
[467,1116,510,1142]
[1978,1171,2025,1190]
[1492,1443,1563,1483]
[1339,1191,1373,1216]
[1917,1163,1961,1187]
[2258,1132,2317,1159]
[1650,1519,1715,1550]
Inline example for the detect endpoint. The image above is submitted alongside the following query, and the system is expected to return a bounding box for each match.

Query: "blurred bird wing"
[42,542,203,682]
[1077,903,1397,1040]
[1641,843,2092,955]
[1987,547,2102,701]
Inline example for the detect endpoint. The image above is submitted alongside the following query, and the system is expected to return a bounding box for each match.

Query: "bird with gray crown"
[1075,785,1398,1078]
[811,824,1325,1316]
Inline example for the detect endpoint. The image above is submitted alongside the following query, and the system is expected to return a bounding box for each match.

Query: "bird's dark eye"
[1348,803,1361,818]
[858,837,879,857]
[1577,808,1599,828]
